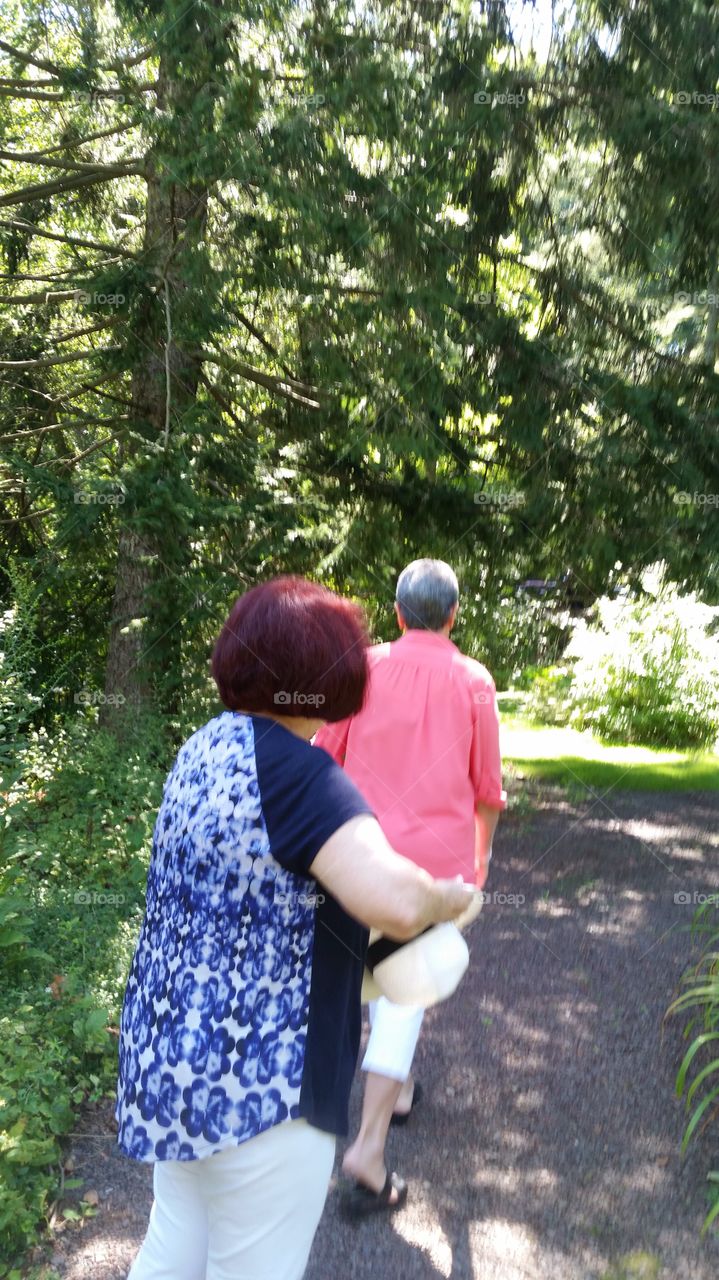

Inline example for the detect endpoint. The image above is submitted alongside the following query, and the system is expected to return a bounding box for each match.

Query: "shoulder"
[451,650,497,692]
[367,641,393,667]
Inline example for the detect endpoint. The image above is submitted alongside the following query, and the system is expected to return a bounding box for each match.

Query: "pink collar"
[395,629,456,648]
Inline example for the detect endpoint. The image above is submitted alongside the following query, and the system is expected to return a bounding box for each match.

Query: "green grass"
[499,699,719,792]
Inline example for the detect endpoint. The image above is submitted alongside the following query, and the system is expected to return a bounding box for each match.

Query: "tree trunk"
[101,42,216,730]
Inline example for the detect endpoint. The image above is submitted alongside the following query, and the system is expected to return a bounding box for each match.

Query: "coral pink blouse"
[314,630,506,885]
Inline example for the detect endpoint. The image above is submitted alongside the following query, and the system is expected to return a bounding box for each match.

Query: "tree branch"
[53,318,119,345]
[17,122,138,158]
[52,430,127,467]
[0,86,65,101]
[226,303,303,383]
[0,289,95,304]
[197,370,248,433]
[0,38,64,76]
[199,350,322,407]
[0,415,126,443]
[0,167,143,208]
[0,148,145,174]
[0,75,57,87]
[102,42,160,72]
[0,346,121,371]
[0,217,136,257]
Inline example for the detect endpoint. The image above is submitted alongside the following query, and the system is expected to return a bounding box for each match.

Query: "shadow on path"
[54,791,719,1280]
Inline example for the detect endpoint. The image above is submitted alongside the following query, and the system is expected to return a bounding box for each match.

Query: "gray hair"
[395,559,459,631]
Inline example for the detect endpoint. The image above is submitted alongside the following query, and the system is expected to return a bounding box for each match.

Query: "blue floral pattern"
[116,713,320,1162]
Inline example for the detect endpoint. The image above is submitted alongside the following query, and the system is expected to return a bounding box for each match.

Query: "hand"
[432,877,479,924]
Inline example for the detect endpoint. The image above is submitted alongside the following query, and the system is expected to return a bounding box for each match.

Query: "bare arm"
[310,814,475,940]
[475,801,501,888]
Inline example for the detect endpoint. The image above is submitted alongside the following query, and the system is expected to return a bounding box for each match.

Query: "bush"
[567,588,719,750]
[521,586,719,750]
[456,592,572,690]
[524,664,575,726]
[0,714,171,1270]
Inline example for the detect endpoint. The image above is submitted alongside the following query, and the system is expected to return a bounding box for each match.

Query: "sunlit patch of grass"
[500,715,719,791]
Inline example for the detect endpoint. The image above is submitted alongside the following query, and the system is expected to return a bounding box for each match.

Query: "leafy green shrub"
[666,900,719,1236]
[457,592,571,690]
[0,714,171,1270]
[524,664,575,725]
[0,563,43,779]
[565,587,719,750]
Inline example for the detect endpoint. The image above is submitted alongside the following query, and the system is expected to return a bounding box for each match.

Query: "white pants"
[128,1119,335,1280]
[361,997,425,1081]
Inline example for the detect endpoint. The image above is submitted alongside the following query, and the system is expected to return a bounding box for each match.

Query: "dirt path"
[47,790,719,1280]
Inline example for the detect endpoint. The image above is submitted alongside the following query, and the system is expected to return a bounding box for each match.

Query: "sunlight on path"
[391,1192,454,1276]
[468,1218,538,1278]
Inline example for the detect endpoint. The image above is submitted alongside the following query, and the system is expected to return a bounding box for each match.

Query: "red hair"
[211,576,369,721]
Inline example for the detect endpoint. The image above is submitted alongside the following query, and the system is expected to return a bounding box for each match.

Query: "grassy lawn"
[498,695,719,792]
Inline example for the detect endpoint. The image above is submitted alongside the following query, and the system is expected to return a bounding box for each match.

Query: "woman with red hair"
[117,576,473,1280]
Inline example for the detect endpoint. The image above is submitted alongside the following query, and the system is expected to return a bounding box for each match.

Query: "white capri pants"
[128,1118,335,1280]
[361,997,425,1081]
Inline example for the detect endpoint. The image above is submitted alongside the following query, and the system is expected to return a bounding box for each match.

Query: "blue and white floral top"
[116,711,372,1162]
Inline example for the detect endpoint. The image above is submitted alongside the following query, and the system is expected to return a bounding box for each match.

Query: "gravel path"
[48,789,719,1280]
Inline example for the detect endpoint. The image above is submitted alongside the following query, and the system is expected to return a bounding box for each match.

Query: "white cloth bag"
[361,888,483,1007]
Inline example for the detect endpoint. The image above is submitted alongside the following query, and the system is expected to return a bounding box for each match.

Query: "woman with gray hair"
[315,559,506,1216]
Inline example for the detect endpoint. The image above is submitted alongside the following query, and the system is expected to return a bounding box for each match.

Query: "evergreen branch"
[15,123,138,158]
[0,346,121,370]
[0,415,126,442]
[0,75,57,87]
[0,289,95,304]
[63,385,132,411]
[0,38,64,77]
[53,319,119,345]
[0,167,143,208]
[197,370,248,433]
[0,269,86,282]
[199,350,322,407]
[0,149,145,174]
[50,373,124,403]
[0,218,136,257]
[0,36,158,80]
[0,86,65,101]
[226,304,303,383]
[102,42,160,73]
[52,430,128,466]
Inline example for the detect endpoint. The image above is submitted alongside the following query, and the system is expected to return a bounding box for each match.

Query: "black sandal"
[390,1080,423,1127]
[341,1170,408,1220]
